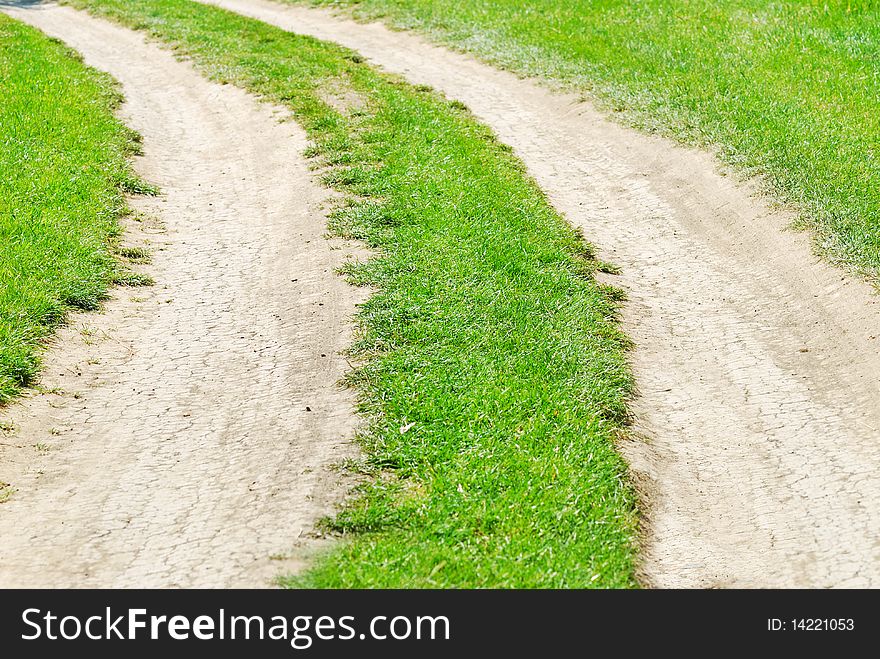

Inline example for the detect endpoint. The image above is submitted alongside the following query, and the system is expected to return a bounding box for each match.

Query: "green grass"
[0,15,149,404]
[293,0,880,282]
[65,0,639,587]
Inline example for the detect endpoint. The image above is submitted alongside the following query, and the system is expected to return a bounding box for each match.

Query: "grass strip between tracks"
[65,0,639,587]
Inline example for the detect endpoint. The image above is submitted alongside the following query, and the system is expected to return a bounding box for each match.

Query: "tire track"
[0,4,366,587]
[201,0,880,587]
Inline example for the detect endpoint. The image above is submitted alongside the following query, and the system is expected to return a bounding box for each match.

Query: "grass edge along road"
[0,15,151,405]
[291,0,880,285]
[65,0,639,587]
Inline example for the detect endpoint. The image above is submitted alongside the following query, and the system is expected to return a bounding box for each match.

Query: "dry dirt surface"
[199,0,880,588]
[0,4,367,587]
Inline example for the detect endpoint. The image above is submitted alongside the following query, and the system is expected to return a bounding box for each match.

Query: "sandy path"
[0,4,366,587]
[198,0,880,588]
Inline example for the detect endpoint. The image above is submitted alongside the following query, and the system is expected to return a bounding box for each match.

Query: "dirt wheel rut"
[0,4,366,588]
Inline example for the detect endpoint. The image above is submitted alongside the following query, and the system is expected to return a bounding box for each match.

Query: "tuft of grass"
[0,15,150,404]
[294,0,880,283]
[112,272,155,287]
[67,0,639,588]
[117,245,152,263]
[0,483,14,504]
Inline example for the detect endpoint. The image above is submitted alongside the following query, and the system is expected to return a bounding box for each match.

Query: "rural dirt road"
[0,4,366,587]
[199,0,880,587]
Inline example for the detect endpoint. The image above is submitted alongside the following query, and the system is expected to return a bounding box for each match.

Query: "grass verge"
[292,0,880,282]
[65,0,639,587]
[0,14,150,404]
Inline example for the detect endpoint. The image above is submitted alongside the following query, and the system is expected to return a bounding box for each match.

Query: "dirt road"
[0,4,366,587]
[200,0,880,587]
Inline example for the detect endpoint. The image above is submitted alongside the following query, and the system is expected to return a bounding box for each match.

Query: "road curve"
[201,0,880,587]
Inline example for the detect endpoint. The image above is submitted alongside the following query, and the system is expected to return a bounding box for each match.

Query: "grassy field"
[0,15,148,405]
[66,0,639,587]
[293,0,880,282]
